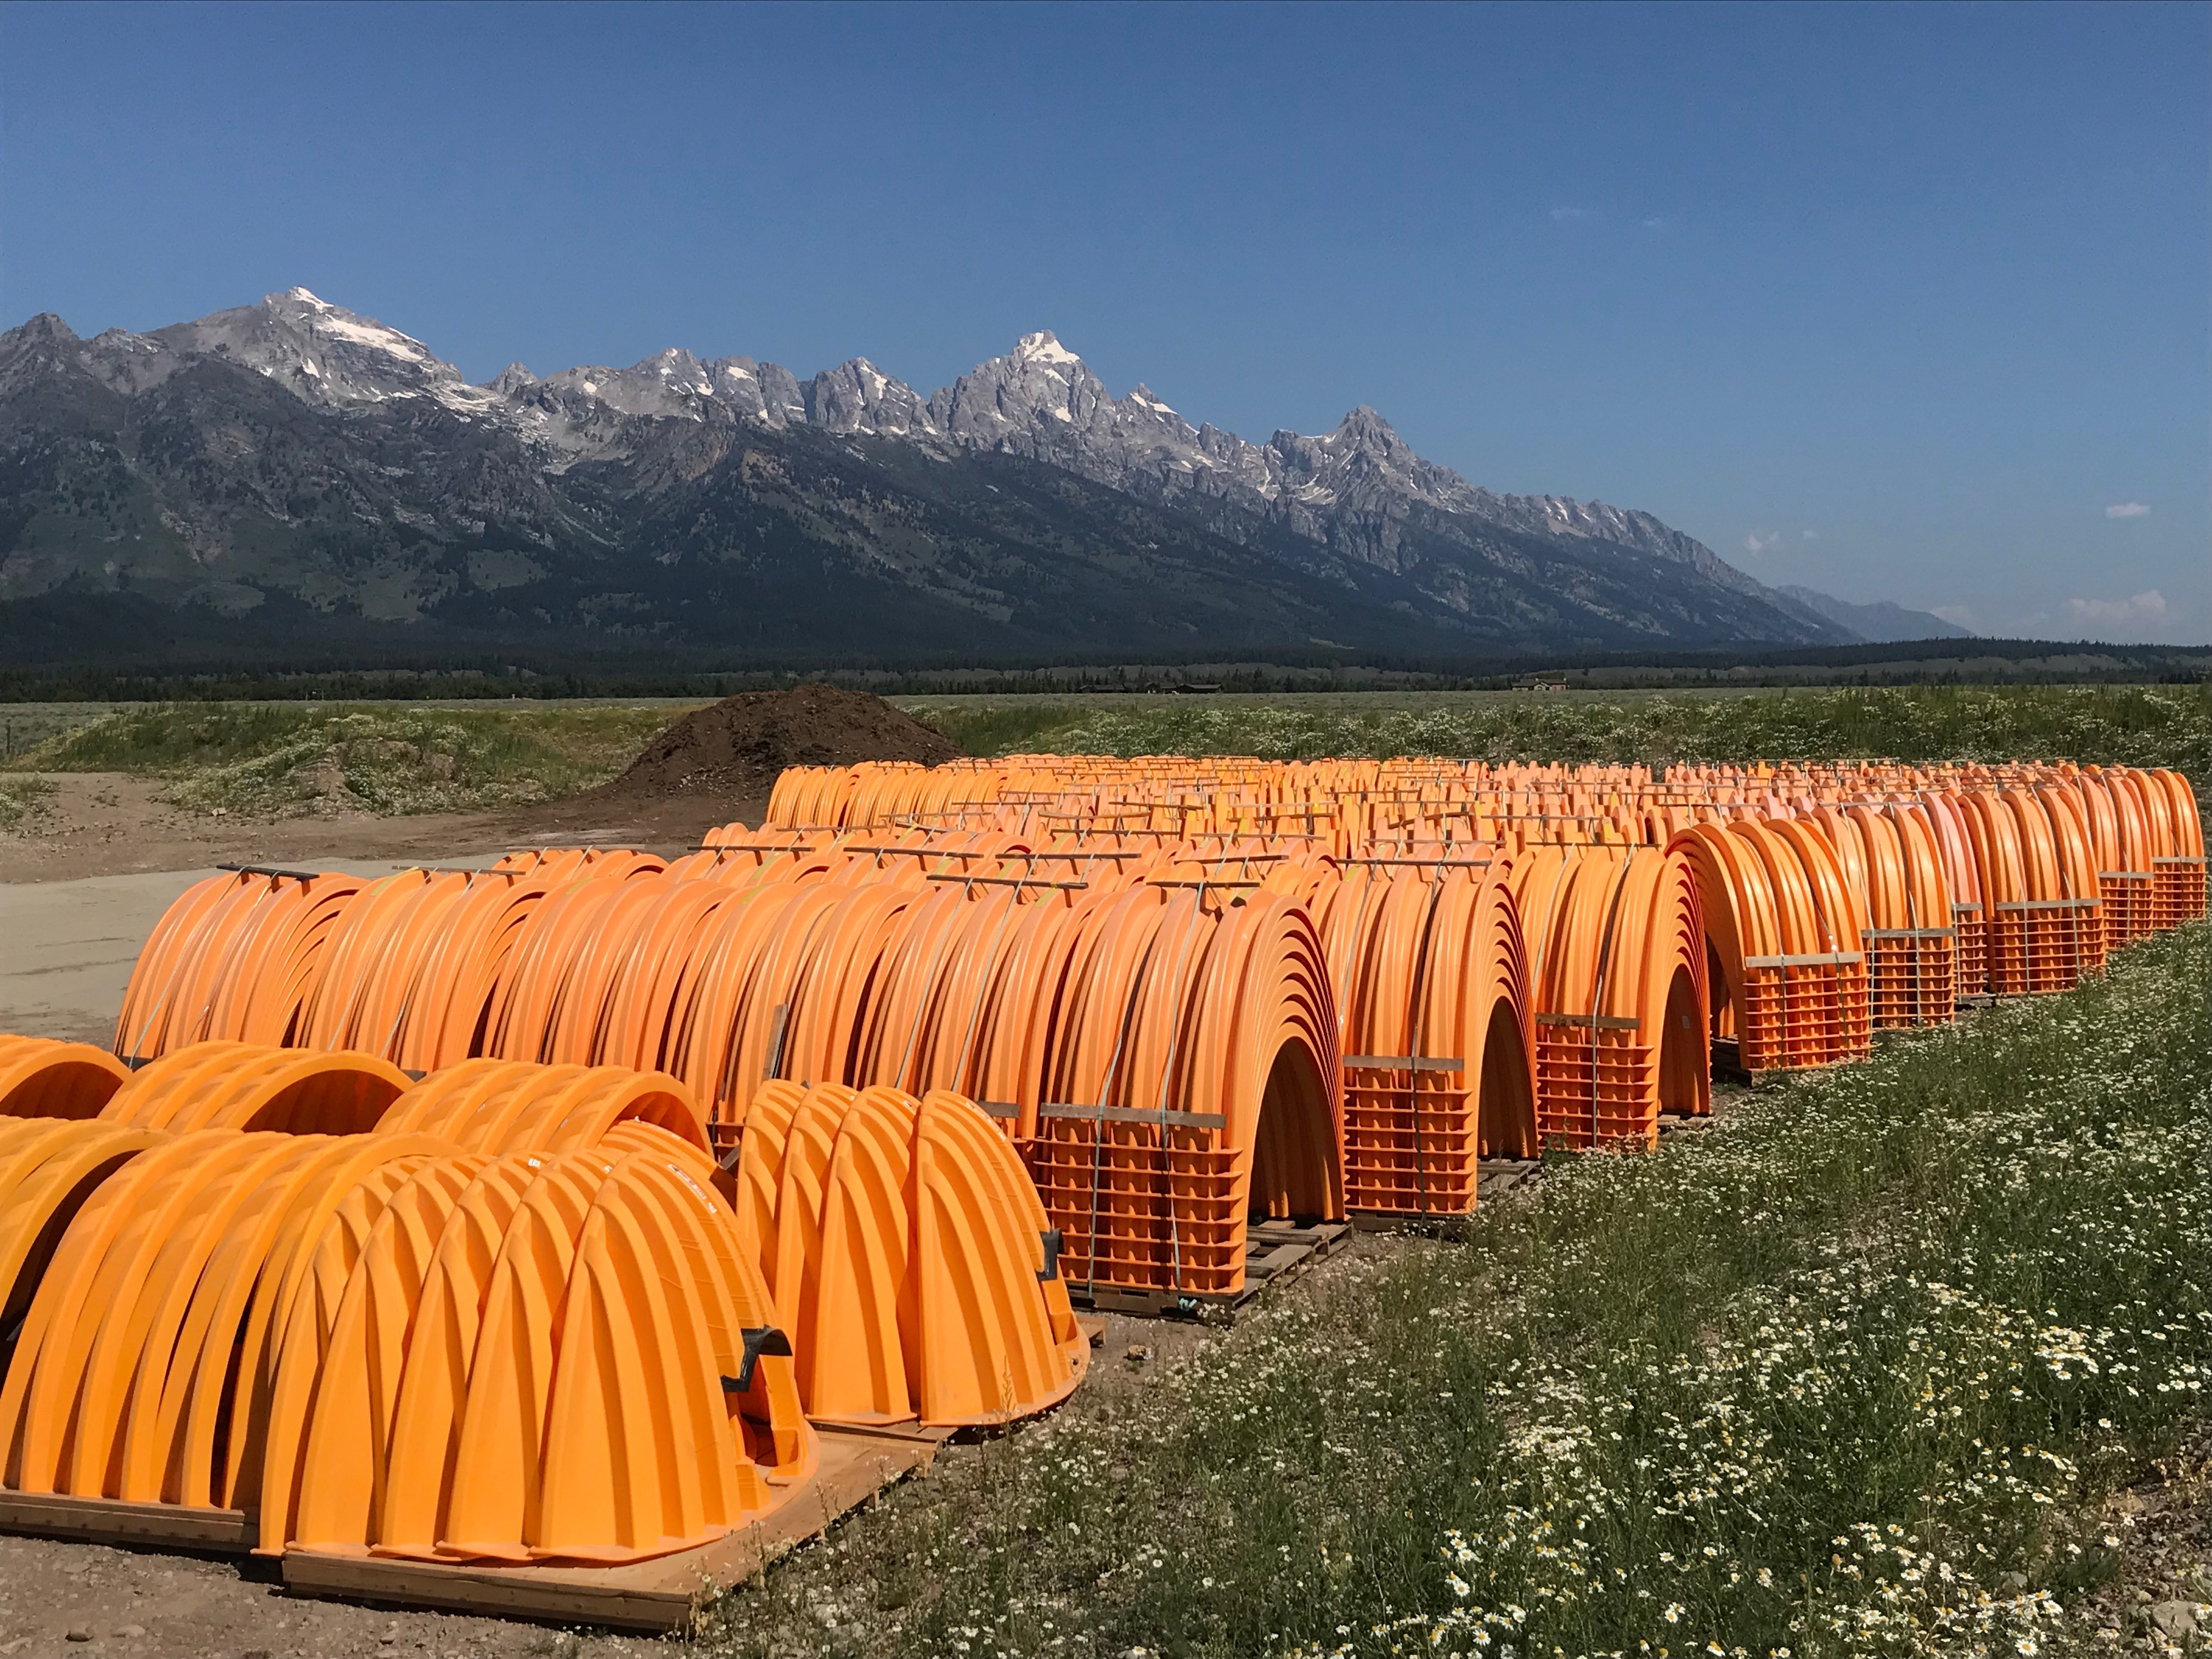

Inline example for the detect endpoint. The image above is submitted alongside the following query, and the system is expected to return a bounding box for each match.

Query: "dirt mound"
[590,685,962,810]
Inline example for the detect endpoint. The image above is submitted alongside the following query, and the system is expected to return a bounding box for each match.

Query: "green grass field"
[907,684,2212,777]
[703,922,2212,1659]
[3,684,2204,821]
[2,701,701,818]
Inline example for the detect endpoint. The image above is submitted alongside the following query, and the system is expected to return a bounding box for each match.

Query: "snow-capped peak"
[1017,331,1081,365]
[280,286,329,308]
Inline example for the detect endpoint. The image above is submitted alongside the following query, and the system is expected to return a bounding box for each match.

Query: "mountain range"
[0,289,1966,663]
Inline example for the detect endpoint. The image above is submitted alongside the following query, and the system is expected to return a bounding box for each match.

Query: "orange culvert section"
[0,1048,822,1567]
[99,1041,410,1135]
[372,1059,711,1159]
[1319,858,1534,1214]
[1669,822,1870,1073]
[1015,881,1341,1296]
[732,1080,1088,1426]
[113,868,366,1063]
[1512,847,1709,1147]
[281,1139,811,1565]
[0,1037,131,1120]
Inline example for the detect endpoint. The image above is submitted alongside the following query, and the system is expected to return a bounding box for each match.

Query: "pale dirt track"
[0,866,391,1046]
[0,1536,660,1659]
[0,773,725,887]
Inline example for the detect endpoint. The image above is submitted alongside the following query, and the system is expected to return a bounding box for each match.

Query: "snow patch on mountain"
[1,289,1832,635]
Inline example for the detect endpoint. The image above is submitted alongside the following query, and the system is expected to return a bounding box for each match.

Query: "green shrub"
[10,702,695,817]
[0,775,54,831]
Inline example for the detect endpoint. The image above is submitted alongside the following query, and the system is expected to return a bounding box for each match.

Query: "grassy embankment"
[2,701,698,818]
[0,777,55,832]
[3,685,2205,821]
[706,923,2211,1659]
[910,683,2212,779]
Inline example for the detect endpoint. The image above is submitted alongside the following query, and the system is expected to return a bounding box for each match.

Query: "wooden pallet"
[1067,1220,1352,1319]
[1,1424,946,1633]
[1478,1158,1541,1199]
[1245,1218,1351,1289]
[0,1488,252,1551]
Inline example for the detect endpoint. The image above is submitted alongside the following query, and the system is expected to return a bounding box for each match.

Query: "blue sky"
[2,1,2204,642]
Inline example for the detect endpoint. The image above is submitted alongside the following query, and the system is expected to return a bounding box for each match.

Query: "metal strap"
[1342,1055,1465,1072]
[1861,927,1955,940]
[925,872,1089,889]
[1341,856,1494,868]
[1993,899,2099,912]
[1039,1101,1227,1131]
[761,1002,790,1081]
[842,844,981,857]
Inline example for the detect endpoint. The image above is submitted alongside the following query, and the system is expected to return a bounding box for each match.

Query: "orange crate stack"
[1863,930,1957,1028]
[2097,871,2153,951]
[2027,900,2104,992]
[1736,960,1872,1069]
[1532,1023,1662,1148]
[1023,1125,1243,1295]
[2152,857,2207,929]
[1340,1065,1480,1215]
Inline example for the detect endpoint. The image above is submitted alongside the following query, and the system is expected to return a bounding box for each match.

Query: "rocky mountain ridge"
[0,290,1956,658]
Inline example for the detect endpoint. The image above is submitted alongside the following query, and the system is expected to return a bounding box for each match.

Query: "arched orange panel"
[374,1061,709,1158]
[100,1043,409,1135]
[0,1037,131,1121]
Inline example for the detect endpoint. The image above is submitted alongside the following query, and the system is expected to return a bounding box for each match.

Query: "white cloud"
[1742,531,1781,554]
[2104,502,2150,519]
[2065,590,2169,630]
[1801,529,1818,540]
[1549,206,1590,223]
[1640,216,1667,230]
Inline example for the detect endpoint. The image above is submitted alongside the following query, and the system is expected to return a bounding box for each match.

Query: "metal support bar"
[1742,950,1865,968]
[1341,857,1494,868]
[1342,1055,1465,1071]
[1533,1012,1643,1031]
[1038,1101,1227,1132]
[924,873,1089,889]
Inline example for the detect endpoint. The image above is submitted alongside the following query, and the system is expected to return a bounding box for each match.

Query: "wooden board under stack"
[0,1424,951,1635]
